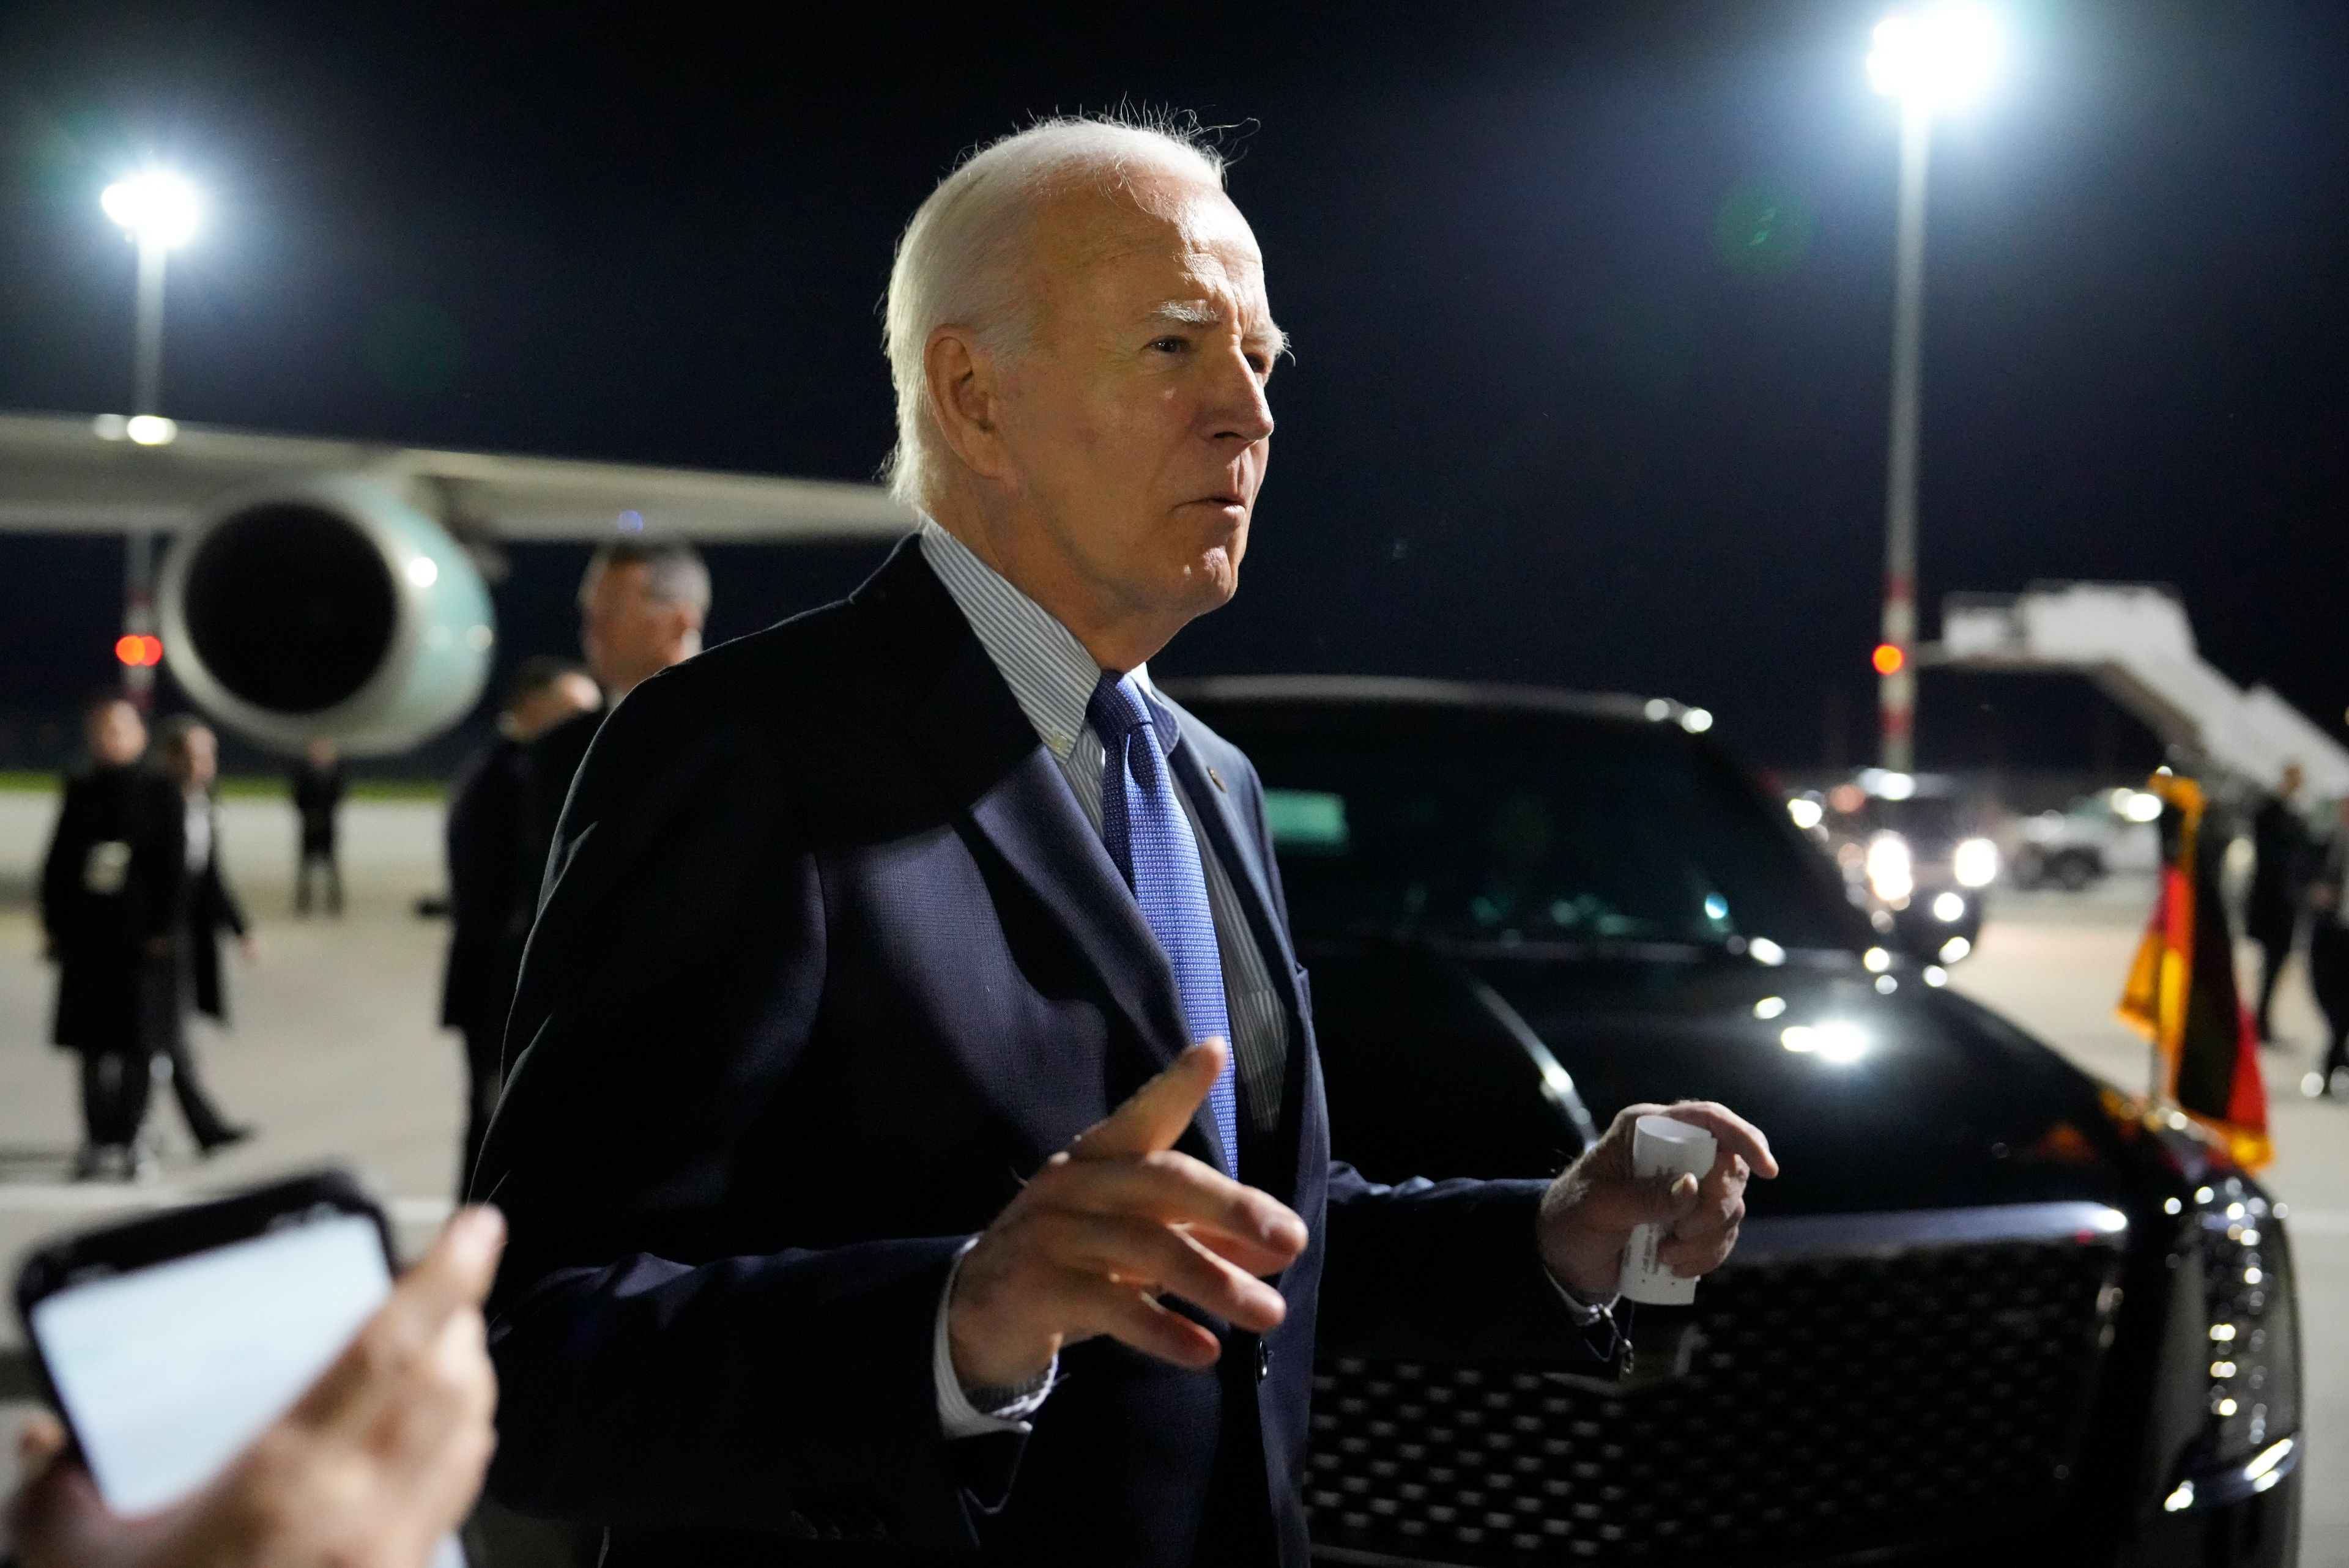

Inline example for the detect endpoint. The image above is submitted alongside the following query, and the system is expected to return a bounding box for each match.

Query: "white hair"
[881,114,1230,510]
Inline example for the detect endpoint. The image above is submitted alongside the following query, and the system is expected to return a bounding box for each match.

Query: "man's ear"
[924,327,1011,483]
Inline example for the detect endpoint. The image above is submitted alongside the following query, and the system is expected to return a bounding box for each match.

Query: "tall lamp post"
[1865,7,2001,772]
[99,171,201,706]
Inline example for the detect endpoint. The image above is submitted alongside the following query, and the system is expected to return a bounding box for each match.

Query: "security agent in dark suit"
[2249,763,2312,1040]
[40,692,179,1177]
[150,716,256,1156]
[518,539,710,920]
[475,116,1773,1568]
[443,656,602,1196]
[290,736,347,916]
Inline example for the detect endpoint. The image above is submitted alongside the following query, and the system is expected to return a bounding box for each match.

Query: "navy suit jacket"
[474,540,1609,1566]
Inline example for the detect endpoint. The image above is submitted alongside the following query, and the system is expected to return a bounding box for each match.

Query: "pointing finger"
[1070,1040,1226,1163]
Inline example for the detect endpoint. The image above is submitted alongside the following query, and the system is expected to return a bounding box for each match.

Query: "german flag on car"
[2118,772,2271,1169]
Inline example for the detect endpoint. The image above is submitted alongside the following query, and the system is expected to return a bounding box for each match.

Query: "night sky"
[1,0,2343,776]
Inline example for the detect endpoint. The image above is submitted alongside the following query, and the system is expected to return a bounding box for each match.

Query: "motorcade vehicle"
[1173,676,2301,1568]
[2013,788,2165,892]
[1816,769,1998,966]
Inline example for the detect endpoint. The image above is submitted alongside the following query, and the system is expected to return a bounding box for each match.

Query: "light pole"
[1865,6,2001,772]
[99,171,201,706]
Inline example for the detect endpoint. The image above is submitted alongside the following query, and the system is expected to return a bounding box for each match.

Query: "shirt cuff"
[934,1238,1057,1439]
[1543,1265,1620,1328]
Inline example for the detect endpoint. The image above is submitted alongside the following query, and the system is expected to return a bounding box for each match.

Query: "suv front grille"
[1307,1206,2126,1564]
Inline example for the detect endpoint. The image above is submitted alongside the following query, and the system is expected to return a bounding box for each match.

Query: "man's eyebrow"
[1144,301,1224,327]
[1143,300,1291,357]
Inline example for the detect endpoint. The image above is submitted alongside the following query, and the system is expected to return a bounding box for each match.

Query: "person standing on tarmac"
[517,539,709,912]
[149,716,258,1158]
[290,736,347,917]
[40,692,178,1180]
[2303,797,2349,1096]
[442,656,601,1196]
[2249,763,2312,1042]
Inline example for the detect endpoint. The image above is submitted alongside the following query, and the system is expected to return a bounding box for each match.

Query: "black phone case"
[12,1166,397,1440]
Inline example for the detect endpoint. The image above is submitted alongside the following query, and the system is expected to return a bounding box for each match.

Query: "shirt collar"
[918,517,1166,758]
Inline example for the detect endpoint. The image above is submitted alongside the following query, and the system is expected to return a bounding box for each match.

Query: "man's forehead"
[1031,177,1276,331]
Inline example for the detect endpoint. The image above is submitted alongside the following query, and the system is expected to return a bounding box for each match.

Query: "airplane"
[0,409,915,755]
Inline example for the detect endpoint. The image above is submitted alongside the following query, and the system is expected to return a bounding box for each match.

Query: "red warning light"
[1871,642,1906,676]
[115,635,163,668]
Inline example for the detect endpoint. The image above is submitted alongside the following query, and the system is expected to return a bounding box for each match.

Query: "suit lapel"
[851,540,1228,1171]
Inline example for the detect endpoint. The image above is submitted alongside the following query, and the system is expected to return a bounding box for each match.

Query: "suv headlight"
[2194,1178,2297,1462]
[1953,837,1999,887]
[1865,833,1913,903]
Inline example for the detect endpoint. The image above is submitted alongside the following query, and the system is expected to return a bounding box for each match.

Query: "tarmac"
[0,786,2342,1562]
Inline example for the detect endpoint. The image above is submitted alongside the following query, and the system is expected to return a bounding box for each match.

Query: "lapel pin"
[1207,766,1228,793]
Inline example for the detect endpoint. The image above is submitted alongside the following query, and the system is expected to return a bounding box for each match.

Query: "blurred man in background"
[519,539,708,914]
[2250,763,2312,1041]
[2304,797,2349,1095]
[442,657,601,1196]
[290,736,347,917]
[40,692,176,1180]
[152,716,258,1158]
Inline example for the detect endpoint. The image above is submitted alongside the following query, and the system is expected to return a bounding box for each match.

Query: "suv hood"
[1304,942,2142,1221]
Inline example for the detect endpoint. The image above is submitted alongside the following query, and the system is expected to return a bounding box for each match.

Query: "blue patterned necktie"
[1086,671,1240,1177]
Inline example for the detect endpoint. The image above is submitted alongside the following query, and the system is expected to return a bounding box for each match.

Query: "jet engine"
[158,476,495,756]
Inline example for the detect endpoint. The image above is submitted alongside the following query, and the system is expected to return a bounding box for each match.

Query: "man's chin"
[1179,548,1241,612]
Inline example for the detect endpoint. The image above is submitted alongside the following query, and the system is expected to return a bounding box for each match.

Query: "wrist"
[945,1282,1057,1394]
[1535,1183,1623,1300]
[948,1319,1056,1394]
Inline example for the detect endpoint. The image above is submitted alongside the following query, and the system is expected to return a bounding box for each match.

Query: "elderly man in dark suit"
[475,116,1772,1567]
[442,656,602,1196]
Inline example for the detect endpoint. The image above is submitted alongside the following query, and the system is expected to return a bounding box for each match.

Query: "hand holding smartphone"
[10,1171,501,1568]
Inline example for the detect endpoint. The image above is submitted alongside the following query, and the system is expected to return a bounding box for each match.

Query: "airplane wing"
[0,409,916,541]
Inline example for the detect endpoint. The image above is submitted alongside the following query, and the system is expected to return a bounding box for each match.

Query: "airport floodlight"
[1866,6,2006,770]
[98,168,203,709]
[1866,5,2002,108]
[100,171,202,249]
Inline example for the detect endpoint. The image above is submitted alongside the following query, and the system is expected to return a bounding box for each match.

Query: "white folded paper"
[1619,1114,1718,1306]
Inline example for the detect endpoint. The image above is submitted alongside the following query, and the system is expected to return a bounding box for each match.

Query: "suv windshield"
[1185,698,1858,953]
[1846,795,1966,848]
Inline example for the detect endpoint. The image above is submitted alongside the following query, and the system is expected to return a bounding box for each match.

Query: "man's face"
[87,702,146,767]
[981,174,1279,635]
[174,728,218,790]
[579,563,694,695]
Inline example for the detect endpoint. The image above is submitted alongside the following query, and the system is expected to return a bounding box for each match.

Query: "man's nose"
[1205,348,1274,448]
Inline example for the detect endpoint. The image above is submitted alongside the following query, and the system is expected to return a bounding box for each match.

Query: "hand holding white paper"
[1619,1114,1718,1306]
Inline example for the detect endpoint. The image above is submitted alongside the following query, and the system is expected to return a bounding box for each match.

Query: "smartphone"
[14,1169,464,1567]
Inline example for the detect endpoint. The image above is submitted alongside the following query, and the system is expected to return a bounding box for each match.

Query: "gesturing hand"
[948,1040,1310,1392]
[1536,1101,1778,1300]
[9,1206,505,1568]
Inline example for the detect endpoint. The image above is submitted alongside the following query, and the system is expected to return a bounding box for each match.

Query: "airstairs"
[1926,582,2349,800]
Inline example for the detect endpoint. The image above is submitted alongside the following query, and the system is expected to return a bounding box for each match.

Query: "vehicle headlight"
[1864,833,1913,903]
[1931,890,1967,923]
[2192,1178,2299,1468]
[1786,796,1824,832]
[1953,837,1999,887]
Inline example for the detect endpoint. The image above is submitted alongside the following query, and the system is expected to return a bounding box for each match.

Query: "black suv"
[1173,676,2301,1568]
